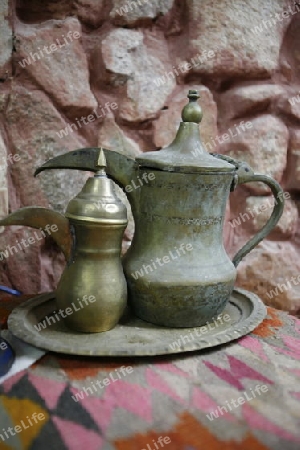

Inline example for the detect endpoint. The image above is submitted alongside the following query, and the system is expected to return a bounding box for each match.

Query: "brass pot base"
[7,288,266,356]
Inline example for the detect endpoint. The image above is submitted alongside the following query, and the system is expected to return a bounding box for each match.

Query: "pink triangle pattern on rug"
[104,379,153,422]
[242,403,300,443]
[146,367,187,405]
[239,336,269,363]
[2,371,26,393]
[204,355,273,390]
[154,361,190,378]
[70,378,153,433]
[29,373,66,410]
[191,386,235,422]
[52,416,104,450]
[282,335,300,357]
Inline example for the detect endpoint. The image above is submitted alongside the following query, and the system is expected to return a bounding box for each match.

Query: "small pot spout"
[0,207,72,261]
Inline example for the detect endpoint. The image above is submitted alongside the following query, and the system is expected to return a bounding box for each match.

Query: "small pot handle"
[211,154,285,267]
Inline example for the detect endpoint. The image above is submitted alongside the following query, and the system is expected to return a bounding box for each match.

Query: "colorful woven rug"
[0,294,300,450]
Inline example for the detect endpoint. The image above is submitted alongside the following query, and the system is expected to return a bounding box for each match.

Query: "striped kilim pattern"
[0,296,299,450]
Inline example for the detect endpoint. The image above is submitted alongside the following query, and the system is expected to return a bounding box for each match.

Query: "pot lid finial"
[95,147,107,176]
[182,90,203,124]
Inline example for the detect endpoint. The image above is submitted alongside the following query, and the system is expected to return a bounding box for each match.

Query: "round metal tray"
[7,288,266,356]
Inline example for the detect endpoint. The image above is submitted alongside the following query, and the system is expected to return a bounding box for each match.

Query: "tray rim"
[7,288,267,356]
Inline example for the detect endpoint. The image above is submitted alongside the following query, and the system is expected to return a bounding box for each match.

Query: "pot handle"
[212,154,285,267]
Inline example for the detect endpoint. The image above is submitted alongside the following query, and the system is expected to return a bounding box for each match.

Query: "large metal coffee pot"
[35,90,284,328]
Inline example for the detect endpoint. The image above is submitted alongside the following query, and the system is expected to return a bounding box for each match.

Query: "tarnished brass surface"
[7,288,267,356]
[56,222,127,332]
[34,91,284,328]
[0,150,128,333]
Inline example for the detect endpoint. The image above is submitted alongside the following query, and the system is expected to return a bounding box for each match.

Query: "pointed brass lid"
[65,149,127,224]
[136,90,234,173]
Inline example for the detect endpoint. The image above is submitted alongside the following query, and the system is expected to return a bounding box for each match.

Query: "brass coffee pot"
[0,150,128,332]
[34,91,285,327]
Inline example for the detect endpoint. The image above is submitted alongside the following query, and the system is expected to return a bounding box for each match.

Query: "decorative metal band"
[141,213,222,226]
[144,182,221,191]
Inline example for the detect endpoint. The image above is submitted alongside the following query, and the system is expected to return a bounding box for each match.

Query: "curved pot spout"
[0,207,72,261]
[34,147,139,215]
[35,147,136,182]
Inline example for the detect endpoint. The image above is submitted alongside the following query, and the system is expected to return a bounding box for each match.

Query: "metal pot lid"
[66,149,127,224]
[136,90,235,173]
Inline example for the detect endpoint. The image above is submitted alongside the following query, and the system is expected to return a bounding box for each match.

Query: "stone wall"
[0,0,299,314]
